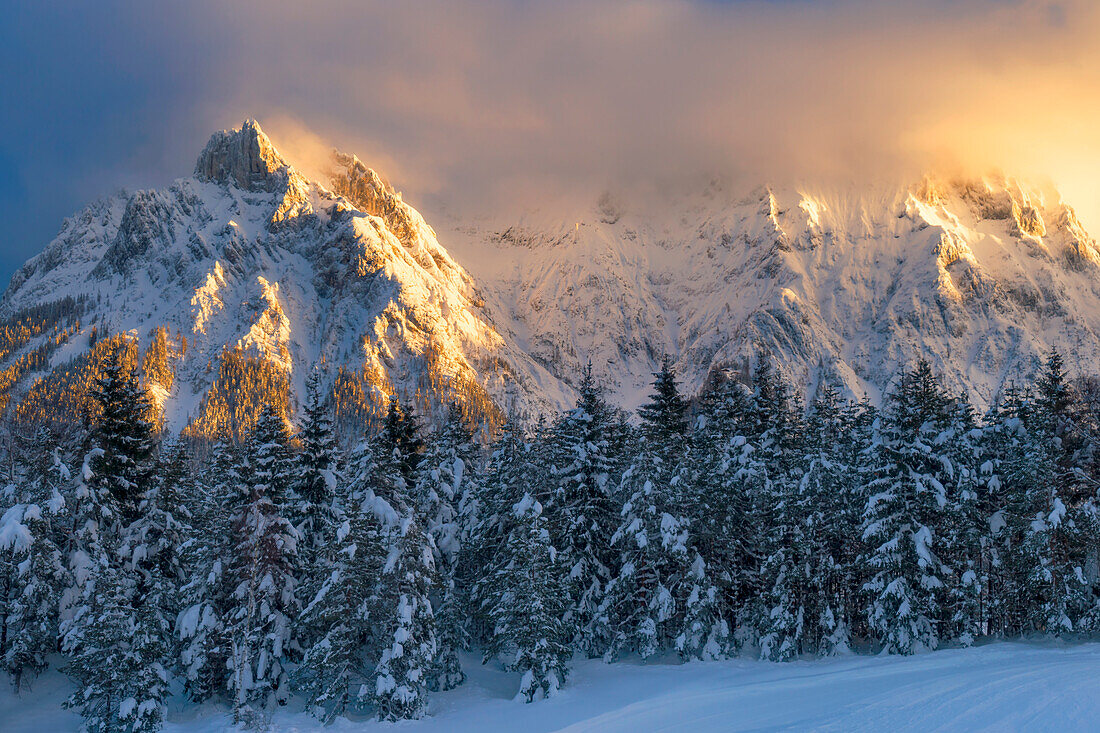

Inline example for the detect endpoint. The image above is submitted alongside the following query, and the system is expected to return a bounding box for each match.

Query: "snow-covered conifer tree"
[225,406,300,723]
[89,352,157,523]
[599,447,700,661]
[759,384,861,659]
[414,403,478,690]
[689,375,758,650]
[293,372,339,563]
[176,441,237,702]
[350,396,438,721]
[120,441,194,674]
[368,510,437,720]
[860,361,957,654]
[545,363,618,657]
[295,491,385,722]
[481,492,571,702]
[0,443,69,687]
[464,421,533,644]
[62,561,167,733]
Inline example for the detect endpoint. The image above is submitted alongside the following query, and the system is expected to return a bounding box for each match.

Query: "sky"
[2,0,1099,287]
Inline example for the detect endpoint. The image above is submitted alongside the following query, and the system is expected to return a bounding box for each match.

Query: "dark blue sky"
[0,0,1089,290]
[0,2,235,286]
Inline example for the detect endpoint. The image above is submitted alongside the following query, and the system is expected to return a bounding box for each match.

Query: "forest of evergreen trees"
[2,349,1100,731]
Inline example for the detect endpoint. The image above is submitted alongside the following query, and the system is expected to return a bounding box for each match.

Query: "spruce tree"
[89,352,157,523]
[62,561,167,733]
[379,395,424,487]
[546,363,618,657]
[226,407,301,723]
[689,375,759,651]
[120,441,193,674]
[1029,352,1095,632]
[176,441,236,702]
[938,397,984,646]
[414,403,477,691]
[0,446,69,687]
[357,398,438,721]
[751,362,806,659]
[294,372,339,562]
[465,421,531,645]
[369,512,437,721]
[481,493,571,702]
[62,446,117,631]
[599,446,701,661]
[759,384,861,659]
[860,361,956,654]
[295,491,385,722]
[292,374,341,657]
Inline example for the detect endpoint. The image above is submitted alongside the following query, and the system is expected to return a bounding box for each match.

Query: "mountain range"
[3,120,1100,438]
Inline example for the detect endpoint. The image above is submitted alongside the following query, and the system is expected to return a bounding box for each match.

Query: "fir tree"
[351,405,439,721]
[759,384,860,659]
[176,442,236,702]
[294,372,339,561]
[414,403,477,691]
[292,375,342,657]
[295,492,385,722]
[1029,351,1096,631]
[379,395,424,487]
[748,362,806,655]
[689,375,760,651]
[369,511,438,721]
[638,356,689,449]
[464,421,532,645]
[599,446,703,661]
[120,442,194,673]
[62,447,116,629]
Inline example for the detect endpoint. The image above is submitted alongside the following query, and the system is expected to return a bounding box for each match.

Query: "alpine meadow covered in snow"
[8,1,1100,731]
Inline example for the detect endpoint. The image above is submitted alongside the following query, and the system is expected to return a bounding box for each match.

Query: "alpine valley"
[4,119,1100,439]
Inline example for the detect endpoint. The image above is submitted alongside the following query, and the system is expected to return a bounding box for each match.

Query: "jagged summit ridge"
[441,174,1100,410]
[0,119,565,440]
[194,119,290,192]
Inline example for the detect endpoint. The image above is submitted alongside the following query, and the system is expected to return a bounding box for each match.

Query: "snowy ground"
[4,642,1099,731]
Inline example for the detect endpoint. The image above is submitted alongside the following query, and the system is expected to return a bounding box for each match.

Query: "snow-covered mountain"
[0,121,566,439]
[3,119,1100,439]
[442,176,1100,410]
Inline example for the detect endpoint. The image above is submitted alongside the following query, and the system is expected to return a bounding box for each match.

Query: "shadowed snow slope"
[3,643,1099,731]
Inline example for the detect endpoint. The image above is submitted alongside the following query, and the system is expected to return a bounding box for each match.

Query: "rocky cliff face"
[194,119,289,192]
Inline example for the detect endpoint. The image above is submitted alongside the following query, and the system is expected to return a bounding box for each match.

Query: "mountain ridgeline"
[0,121,560,446]
[3,119,1100,445]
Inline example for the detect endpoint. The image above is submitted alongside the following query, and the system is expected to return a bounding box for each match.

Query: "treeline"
[2,350,1100,730]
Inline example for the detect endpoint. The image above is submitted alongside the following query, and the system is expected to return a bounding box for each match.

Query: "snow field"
[3,642,1098,732]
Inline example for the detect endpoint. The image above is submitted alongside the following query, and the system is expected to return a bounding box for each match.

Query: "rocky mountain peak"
[194,119,290,192]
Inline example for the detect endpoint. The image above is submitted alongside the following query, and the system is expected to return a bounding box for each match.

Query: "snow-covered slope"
[5,643,1100,731]
[5,120,1100,436]
[0,121,566,437]
[444,177,1100,409]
